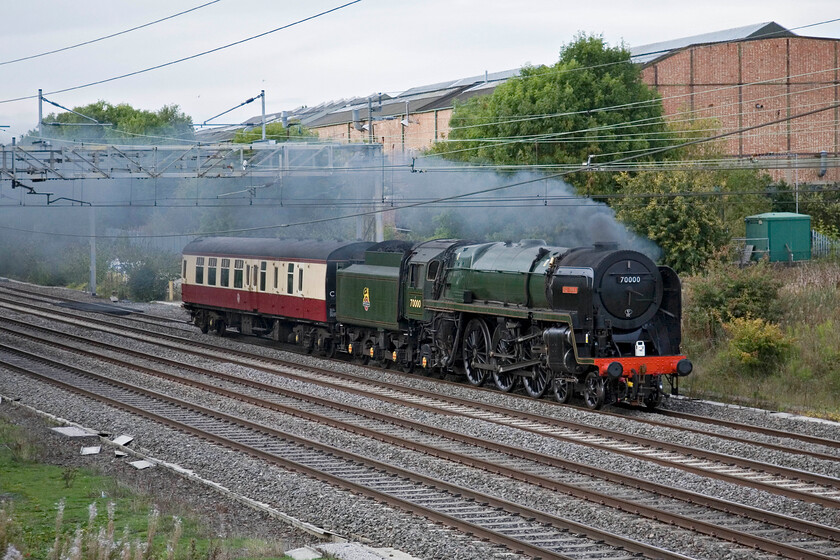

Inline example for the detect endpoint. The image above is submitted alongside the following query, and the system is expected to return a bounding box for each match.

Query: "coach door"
[254,260,267,312]
[242,261,259,311]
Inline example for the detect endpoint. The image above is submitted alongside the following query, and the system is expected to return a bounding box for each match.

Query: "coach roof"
[183,237,374,261]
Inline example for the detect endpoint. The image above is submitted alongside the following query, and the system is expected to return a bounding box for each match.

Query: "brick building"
[631,22,840,184]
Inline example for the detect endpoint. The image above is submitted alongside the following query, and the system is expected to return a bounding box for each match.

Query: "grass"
[0,418,296,559]
[680,258,840,419]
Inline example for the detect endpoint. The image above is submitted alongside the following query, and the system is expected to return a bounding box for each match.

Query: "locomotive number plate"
[617,276,642,284]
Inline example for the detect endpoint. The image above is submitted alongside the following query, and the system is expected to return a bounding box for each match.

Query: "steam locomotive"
[181,237,691,409]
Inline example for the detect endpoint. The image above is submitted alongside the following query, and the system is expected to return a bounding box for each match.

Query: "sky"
[1,0,839,140]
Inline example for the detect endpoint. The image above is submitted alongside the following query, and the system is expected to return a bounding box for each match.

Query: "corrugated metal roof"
[418,81,507,112]
[630,21,794,64]
[398,68,519,97]
[301,70,520,129]
[302,90,449,128]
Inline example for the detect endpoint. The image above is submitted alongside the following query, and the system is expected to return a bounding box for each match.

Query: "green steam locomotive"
[334,238,691,409]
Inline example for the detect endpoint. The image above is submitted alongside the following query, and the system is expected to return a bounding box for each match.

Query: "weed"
[62,467,79,489]
[0,503,23,558]
[0,423,41,463]
[684,260,782,343]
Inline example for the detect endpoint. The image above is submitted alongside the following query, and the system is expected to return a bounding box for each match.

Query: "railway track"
[4,300,836,558]
[651,407,840,452]
[2,320,840,559]
[2,287,840,558]
[0,283,189,327]
[1,295,839,506]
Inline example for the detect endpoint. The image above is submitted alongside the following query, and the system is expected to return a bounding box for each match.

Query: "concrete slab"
[367,547,421,560]
[112,435,134,446]
[52,426,97,437]
[318,542,422,560]
[80,446,101,455]
[285,546,322,560]
[129,460,154,470]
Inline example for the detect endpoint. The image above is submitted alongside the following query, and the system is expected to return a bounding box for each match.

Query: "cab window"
[427,260,440,281]
[409,263,422,288]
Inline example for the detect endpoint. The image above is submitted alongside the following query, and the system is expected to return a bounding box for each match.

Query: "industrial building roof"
[195,70,518,142]
[630,21,794,64]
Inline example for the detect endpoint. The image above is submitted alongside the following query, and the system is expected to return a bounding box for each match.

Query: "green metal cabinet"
[744,212,811,262]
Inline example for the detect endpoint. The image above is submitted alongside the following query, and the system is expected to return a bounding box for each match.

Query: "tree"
[798,189,840,238]
[612,167,771,273]
[611,117,771,273]
[430,33,666,194]
[232,121,316,143]
[30,101,194,144]
[613,170,727,273]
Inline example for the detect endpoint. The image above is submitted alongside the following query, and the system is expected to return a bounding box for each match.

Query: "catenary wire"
[0,1,363,105]
[0,1,223,67]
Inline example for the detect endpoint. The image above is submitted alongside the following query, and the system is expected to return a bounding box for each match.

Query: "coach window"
[252,265,258,288]
[220,258,230,287]
[259,262,267,291]
[234,259,244,288]
[182,259,187,280]
[274,265,279,290]
[287,263,294,294]
[207,258,217,286]
[298,267,304,293]
[195,257,205,285]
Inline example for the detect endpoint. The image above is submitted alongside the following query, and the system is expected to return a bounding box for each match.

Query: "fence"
[812,230,840,258]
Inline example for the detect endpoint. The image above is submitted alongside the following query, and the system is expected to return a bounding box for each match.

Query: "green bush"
[127,264,168,302]
[685,261,782,341]
[723,317,795,374]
